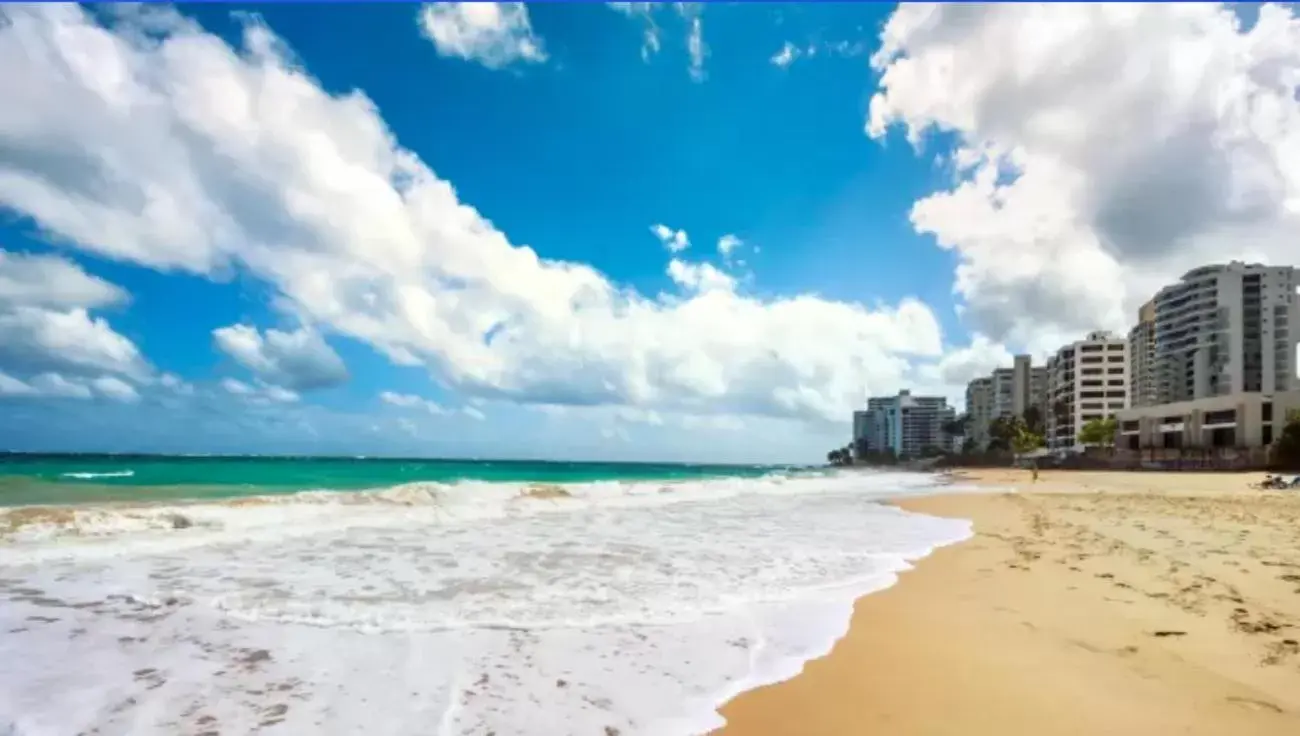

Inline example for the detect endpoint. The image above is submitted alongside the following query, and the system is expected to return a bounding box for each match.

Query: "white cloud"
[30,372,93,399]
[770,42,799,68]
[609,2,705,79]
[0,307,146,380]
[666,259,736,294]
[90,375,140,403]
[685,14,706,82]
[213,324,348,390]
[716,234,742,258]
[0,250,126,310]
[418,3,546,69]
[0,369,139,402]
[380,390,448,415]
[770,39,868,69]
[221,377,299,404]
[0,250,145,385]
[0,371,36,397]
[651,223,690,253]
[607,3,660,60]
[0,5,960,425]
[463,405,486,421]
[868,3,1300,352]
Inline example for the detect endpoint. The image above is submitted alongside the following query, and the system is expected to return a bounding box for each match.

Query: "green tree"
[988,414,1026,453]
[1077,416,1118,447]
[1022,405,1044,436]
[1272,410,1300,470]
[942,415,968,439]
[1011,424,1046,456]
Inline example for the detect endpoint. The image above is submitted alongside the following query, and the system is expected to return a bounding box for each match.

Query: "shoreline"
[718,470,1300,735]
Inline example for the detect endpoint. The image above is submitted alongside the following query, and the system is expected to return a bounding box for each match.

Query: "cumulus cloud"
[418,2,546,69]
[0,5,968,425]
[0,370,144,402]
[221,377,299,405]
[0,250,126,310]
[650,223,690,253]
[0,371,36,397]
[716,234,742,258]
[0,250,146,385]
[666,259,735,294]
[213,324,348,391]
[89,375,140,403]
[380,390,448,415]
[868,3,1300,354]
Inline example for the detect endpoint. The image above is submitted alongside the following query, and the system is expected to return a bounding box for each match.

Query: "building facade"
[965,377,994,450]
[964,354,1047,450]
[1128,299,1158,408]
[852,390,955,459]
[1115,390,1300,452]
[1045,331,1130,451]
[1153,262,1299,404]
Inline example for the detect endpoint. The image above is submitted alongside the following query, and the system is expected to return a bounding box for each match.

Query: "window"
[1121,420,1140,432]
[1264,425,1273,445]
[1263,402,1273,422]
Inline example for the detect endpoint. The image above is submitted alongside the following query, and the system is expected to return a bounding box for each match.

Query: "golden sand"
[719,470,1300,735]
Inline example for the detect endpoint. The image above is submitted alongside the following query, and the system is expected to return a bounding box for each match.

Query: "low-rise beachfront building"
[853,390,955,459]
[1114,389,1300,452]
[1045,331,1130,452]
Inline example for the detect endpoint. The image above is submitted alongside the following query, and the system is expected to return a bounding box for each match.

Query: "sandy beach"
[719,470,1300,735]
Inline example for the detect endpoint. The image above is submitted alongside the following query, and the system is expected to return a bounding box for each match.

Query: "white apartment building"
[1153,262,1299,403]
[965,354,1047,450]
[852,390,955,459]
[1128,299,1158,408]
[1045,331,1130,451]
[965,377,993,450]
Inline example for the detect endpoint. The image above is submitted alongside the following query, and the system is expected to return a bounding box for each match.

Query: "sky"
[1,2,1299,464]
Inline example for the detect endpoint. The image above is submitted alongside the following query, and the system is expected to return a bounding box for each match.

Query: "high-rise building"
[964,354,1047,450]
[852,390,955,459]
[1045,331,1129,451]
[1128,299,1157,408]
[965,377,993,450]
[991,367,1015,419]
[1152,263,1299,403]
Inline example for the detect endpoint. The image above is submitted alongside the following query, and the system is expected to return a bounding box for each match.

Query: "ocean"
[0,455,973,735]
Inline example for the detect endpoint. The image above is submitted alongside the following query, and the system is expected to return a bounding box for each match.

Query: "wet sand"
[719,470,1300,735]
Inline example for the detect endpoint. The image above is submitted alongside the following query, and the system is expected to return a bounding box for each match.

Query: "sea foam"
[0,470,974,735]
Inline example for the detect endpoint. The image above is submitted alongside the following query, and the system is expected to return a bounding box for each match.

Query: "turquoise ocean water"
[0,453,790,507]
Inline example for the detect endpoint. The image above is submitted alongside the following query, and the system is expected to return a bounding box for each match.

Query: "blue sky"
[1,3,1297,462]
